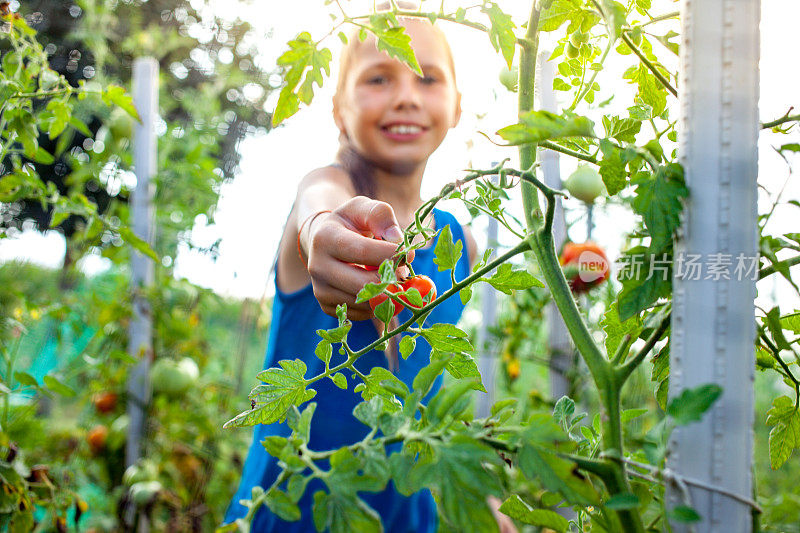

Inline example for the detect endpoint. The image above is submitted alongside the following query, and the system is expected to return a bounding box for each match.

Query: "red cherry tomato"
[368,275,437,317]
[559,241,610,293]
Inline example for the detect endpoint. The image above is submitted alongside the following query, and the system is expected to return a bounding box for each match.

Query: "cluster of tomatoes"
[368,274,437,317]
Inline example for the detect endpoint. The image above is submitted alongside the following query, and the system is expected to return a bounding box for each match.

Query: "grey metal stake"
[668,1,759,530]
[125,57,158,531]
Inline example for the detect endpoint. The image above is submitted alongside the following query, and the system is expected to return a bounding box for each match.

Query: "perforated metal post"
[668,1,759,530]
[125,57,158,531]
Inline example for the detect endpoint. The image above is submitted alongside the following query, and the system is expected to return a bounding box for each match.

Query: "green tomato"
[123,459,159,486]
[151,357,199,397]
[129,480,162,507]
[108,108,134,139]
[107,414,129,451]
[564,166,606,204]
[498,65,519,92]
[569,31,588,47]
[565,42,580,59]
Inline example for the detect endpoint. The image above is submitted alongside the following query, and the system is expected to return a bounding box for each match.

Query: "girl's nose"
[392,75,422,109]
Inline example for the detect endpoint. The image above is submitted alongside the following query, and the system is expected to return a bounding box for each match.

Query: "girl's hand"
[302,196,414,321]
[487,495,518,533]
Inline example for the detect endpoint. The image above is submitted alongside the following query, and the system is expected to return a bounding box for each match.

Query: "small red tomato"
[92,391,118,414]
[368,275,437,317]
[87,425,108,454]
[559,241,610,293]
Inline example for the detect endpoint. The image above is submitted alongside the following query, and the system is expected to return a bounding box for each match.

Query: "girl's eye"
[367,75,387,85]
[420,75,438,85]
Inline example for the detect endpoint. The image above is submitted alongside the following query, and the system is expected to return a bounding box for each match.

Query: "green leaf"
[353,397,383,429]
[553,78,572,91]
[552,396,575,429]
[498,494,568,532]
[766,395,800,469]
[224,359,314,428]
[782,311,800,333]
[481,3,517,68]
[517,444,600,505]
[101,84,140,121]
[312,490,382,533]
[667,384,723,426]
[418,324,473,354]
[459,285,472,304]
[631,164,688,254]
[43,375,76,397]
[538,0,583,32]
[272,32,333,126]
[497,110,595,146]
[668,505,701,523]
[265,489,301,522]
[374,26,422,76]
[315,340,332,366]
[413,353,452,397]
[481,263,543,294]
[316,320,351,344]
[602,115,641,143]
[604,492,639,510]
[765,307,791,350]
[330,372,347,390]
[13,371,38,388]
[356,366,406,412]
[621,408,648,423]
[432,350,485,392]
[400,435,502,531]
[433,225,462,272]
[427,379,481,423]
[118,227,159,262]
[399,335,416,360]
[600,302,642,359]
[600,0,627,41]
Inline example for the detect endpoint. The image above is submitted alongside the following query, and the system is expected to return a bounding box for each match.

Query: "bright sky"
[1,1,797,310]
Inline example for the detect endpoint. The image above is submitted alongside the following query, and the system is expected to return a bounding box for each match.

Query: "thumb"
[345,197,404,243]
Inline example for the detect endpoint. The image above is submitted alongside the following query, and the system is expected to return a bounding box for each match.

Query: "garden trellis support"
[668,0,759,530]
[125,57,158,531]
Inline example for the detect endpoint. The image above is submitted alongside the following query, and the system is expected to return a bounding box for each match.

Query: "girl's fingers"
[312,217,404,267]
[309,256,381,297]
[337,197,404,243]
[313,282,374,321]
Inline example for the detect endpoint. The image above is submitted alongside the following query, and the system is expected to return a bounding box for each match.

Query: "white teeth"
[387,124,422,134]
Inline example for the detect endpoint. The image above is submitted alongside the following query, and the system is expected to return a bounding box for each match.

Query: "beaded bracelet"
[296,210,332,267]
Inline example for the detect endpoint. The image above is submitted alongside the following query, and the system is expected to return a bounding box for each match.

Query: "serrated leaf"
[419,324,473,354]
[481,263,543,294]
[224,359,313,428]
[374,26,422,76]
[598,138,637,196]
[600,302,642,359]
[482,3,517,68]
[667,383,722,426]
[399,335,416,359]
[621,408,648,422]
[603,116,641,143]
[433,225,462,272]
[631,164,688,254]
[538,0,582,32]
[265,489,301,522]
[497,110,595,146]
[498,494,568,531]
[781,311,800,333]
[101,84,140,121]
[518,444,600,505]
[766,395,800,469]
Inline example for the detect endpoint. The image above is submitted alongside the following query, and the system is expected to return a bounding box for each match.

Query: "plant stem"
[617,309,671,382]
[759,254,800,279]
[539,140,599,164]
[761,113,800,129]
[620,31,677,97]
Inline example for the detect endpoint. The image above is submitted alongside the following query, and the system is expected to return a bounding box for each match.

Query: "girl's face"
[333,21,462,173]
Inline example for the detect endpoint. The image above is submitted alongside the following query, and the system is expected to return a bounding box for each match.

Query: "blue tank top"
[224,208,470,532]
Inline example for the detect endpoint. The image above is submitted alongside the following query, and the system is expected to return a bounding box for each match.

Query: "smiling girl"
[225,6,516,532]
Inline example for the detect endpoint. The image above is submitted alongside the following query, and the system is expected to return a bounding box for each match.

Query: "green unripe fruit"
[108,108,134,140]
[151,357,199,397]
[123,459,158,486]
[569,31,588,47]
[498,65,519,92]
[564,166,606,204]
[129,480,162,507]
[565,42,580,59]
